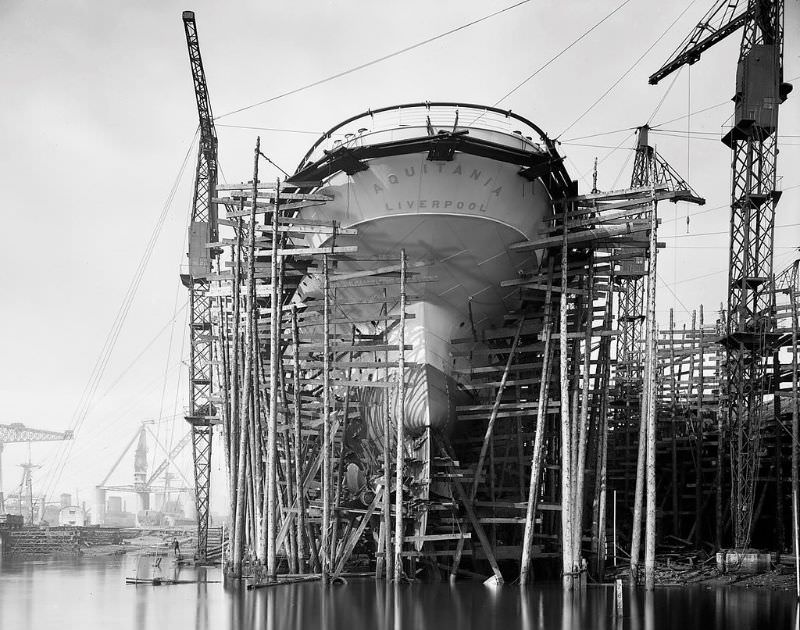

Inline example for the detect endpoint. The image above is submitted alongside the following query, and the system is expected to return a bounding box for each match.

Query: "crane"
[0,423,73,514]
[95,423,193,525]
[649,0,792,549]
[180,10,220,562]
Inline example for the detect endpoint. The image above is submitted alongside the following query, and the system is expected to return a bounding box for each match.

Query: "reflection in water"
[0,557,797,630]
[225,579,797,630]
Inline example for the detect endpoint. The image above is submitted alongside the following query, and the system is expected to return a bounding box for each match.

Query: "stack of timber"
[0,526,124,555]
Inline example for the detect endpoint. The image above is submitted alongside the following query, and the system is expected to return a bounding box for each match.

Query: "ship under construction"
[173,2,798,592]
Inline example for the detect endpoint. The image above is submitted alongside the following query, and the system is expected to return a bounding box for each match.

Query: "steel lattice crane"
[616,126,705,427]
[650,0,792,549]
[0,423,73,514]
[180,10,220,562]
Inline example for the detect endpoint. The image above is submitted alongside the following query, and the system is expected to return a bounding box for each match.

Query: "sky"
[0,0,798,515]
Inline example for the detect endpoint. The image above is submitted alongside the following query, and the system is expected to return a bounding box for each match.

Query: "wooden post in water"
[573,256,594,570]
[229,212,243,563]
[321,253,331,583]
[266,180,281,579]
[233,139,261,576]
[520,260,555,585]
[393,250,407,582]
[559,213,574,590]
[630,199,654,584]
[592,282,614,579]
[716,303,725,549]
[382,287,393,579]
[291,305,306,574]
[790,261,799,598]
[643,174,659,591]
[630,388,648,582]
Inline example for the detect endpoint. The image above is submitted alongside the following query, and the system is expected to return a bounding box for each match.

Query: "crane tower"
[650,0,792,549]
[180,10,220,562]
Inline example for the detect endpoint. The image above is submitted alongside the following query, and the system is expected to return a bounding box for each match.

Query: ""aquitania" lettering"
[371,162,504,198]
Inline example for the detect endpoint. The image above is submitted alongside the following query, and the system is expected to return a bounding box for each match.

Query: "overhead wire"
[557,0,700,139]
[215,0,535,121]
[492,0,634,106]
[40,129,199,503]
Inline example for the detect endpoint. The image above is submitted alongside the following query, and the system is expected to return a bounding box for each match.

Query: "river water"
[0,555,797,629]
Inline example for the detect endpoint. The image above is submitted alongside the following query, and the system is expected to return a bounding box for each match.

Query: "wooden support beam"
[469,316,527,503]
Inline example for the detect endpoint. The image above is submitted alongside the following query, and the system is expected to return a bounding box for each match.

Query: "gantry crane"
[180,10,220,562]
[0,423,73,514]
[650,0,792,549]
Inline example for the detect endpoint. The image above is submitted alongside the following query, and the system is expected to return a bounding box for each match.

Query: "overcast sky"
[0,0,798,512]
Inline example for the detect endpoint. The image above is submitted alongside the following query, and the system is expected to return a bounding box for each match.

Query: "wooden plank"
[222,200,331,216]
[403,533,472,543]
[327,275,437,289]
[299,379,394,388]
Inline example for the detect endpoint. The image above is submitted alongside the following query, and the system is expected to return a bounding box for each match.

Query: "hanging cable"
[215,0,535,121]
[493,0,633,106]
[557,0,699,139]
[41,129,198,503]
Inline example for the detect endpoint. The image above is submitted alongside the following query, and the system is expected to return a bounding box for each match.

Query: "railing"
[295,102,553,172]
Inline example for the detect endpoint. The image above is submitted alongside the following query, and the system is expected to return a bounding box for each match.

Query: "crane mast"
[181,10,219,563]
[650,0,791,549]
[0,423,73,515]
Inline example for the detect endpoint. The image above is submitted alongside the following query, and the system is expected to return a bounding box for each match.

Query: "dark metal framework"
[650,0,788,548]
[616,127,704,430]
[181,11,219,562]
[723,3,784,548]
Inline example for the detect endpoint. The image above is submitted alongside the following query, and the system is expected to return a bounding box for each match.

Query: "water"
[0,555,797,629]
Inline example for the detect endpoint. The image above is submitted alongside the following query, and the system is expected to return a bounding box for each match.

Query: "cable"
[493,0,633,106]
[41,129,198,502]
[647,65,683,125]
[259,150,290,179]
[663,220,800,239]
[575,129,637,184]
[216,124,323,135]
[559,141,637,150]
[657,271,693,315]
[215,0,535,121]
[558,0,699,139]
[650,74,800,129]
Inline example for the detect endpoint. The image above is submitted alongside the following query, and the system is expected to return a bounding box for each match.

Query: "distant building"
[58,506,86,527]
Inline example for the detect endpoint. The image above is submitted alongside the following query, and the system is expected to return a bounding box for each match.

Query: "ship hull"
[295,152,551,434]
